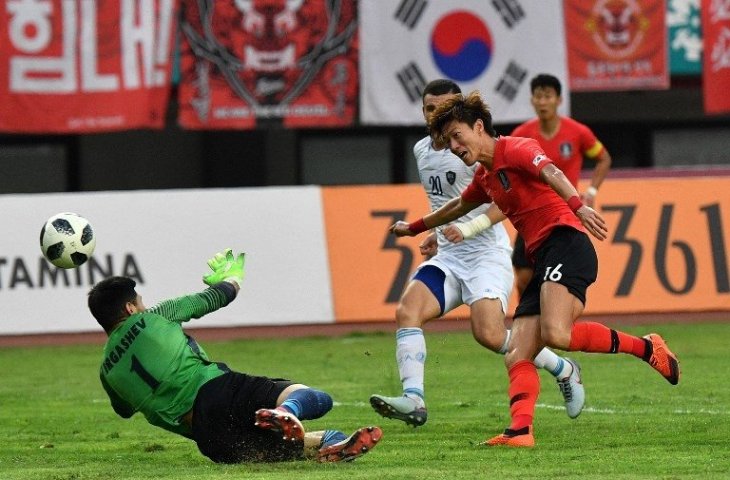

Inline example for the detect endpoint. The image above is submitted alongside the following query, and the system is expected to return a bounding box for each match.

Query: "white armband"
[586,186,598,197]
[454,214,493,239]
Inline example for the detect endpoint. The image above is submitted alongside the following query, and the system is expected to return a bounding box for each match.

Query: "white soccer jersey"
[413,136,514,312]
[414,136,512,260]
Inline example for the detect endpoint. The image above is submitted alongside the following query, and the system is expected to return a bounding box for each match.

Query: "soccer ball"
[40,212,96,269]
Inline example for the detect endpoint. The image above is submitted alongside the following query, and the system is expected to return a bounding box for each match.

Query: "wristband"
[586,186,598,197]
[408,218,428,234]
[454,214,493,239]
[567,195,584,213]
[211,281,238,303]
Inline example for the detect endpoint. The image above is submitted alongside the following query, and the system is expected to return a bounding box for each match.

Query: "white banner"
[0,188,334,335]
[360,0,568,125]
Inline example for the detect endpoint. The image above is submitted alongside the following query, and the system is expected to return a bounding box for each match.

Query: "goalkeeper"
[88,249,381,464]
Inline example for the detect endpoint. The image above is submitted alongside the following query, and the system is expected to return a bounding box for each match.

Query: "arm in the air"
[147,282,238,324]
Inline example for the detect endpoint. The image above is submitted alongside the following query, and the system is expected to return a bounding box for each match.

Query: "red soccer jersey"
[461,136,585,261]
[511,116,604,186]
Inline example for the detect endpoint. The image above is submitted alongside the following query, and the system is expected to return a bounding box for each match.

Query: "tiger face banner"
[178,0,358,129]
[0,0,177,133]
[564,0,669,91]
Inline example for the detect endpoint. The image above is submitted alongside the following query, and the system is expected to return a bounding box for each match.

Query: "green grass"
[1,322,729,479]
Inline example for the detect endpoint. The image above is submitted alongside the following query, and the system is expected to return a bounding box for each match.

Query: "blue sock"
[320,429,347,448]
[279,388,333,420]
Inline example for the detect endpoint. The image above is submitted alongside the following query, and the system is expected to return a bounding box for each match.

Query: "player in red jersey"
[390,91,680,448]
[510,74,612,297]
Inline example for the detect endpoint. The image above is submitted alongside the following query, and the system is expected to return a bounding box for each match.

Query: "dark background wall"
[2,78,729,194]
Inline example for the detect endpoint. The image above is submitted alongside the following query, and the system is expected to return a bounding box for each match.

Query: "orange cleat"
[254,408,305,442]
[317,426,382,462]
[484,426,535,448]
[643,334,680,385]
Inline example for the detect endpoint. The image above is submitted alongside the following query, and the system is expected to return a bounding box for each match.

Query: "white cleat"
[557,358,585,419]
[369,394,427,427]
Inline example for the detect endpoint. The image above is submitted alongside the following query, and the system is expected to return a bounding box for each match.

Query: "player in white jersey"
[370,79,585,426]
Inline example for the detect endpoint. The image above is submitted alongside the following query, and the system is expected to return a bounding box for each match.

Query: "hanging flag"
[668,0,702,75]
[359,0,568,126]
[0,0,177,133]
[178,0,358,129]
[564,0,669,91]
[701,0,730,114]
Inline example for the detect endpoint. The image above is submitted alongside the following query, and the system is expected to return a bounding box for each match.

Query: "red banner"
[702,0,730,114]
[564,0,669,91]
[0,0,177,133]
[177,0,358,130]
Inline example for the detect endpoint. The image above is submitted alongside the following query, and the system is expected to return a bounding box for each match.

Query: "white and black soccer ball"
[40,212,96,269]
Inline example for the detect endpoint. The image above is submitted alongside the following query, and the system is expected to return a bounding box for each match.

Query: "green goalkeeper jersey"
[99,285,233,437]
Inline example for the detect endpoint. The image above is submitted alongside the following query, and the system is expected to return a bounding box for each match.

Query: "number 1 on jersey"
[130,355,161,391]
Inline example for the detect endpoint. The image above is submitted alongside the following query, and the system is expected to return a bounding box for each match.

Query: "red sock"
[569,322,647,358]
[507,360,539,431]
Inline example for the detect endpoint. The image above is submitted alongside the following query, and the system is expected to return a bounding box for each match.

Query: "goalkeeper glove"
[203,248,246,288]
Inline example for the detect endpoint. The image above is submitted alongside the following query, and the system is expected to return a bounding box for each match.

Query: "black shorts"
[191,372,300,464]
[514,227,598,319]
[511,234,532,269]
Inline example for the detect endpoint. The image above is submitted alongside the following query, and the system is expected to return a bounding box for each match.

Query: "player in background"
[90,249,381,464]
[392,91,680,447]
[369,79,585,428]
[510,74,612,297]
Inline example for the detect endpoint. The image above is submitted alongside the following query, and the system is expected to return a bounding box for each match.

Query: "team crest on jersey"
[497,170,511,191]
[446,171,456,185]
[532,154,547,166]
[560,142,573,159]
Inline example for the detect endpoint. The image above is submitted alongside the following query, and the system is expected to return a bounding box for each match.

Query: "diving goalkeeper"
[88,249,381,464]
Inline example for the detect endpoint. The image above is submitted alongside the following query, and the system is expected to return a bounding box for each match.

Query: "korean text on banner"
[0,0,177,133]
[178,0,358,130]
[564,0,669,91]
[701,0,730,115]
[359,0,567,126]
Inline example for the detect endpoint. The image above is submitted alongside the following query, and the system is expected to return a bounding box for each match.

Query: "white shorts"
[412,250,514,315]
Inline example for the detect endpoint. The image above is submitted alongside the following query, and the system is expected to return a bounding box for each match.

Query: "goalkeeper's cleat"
[317,426,382,462]
[643,334,680,385]
[369,394,427,427]
[254,408,304,442]
[557,358,585,419]
[484,426,535,448]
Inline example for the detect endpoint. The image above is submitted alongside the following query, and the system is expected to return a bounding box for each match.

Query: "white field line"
[333,401,728,415]
[90,398,728,416]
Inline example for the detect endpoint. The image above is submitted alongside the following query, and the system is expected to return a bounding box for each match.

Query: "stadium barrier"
[325,178,730,322]
[1,176,728,335]
[0,187,334,335]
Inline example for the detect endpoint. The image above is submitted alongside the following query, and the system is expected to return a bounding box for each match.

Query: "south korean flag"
[360,0,568,126]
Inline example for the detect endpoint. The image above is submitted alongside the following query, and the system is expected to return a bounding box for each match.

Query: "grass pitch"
[0,321,728,479]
